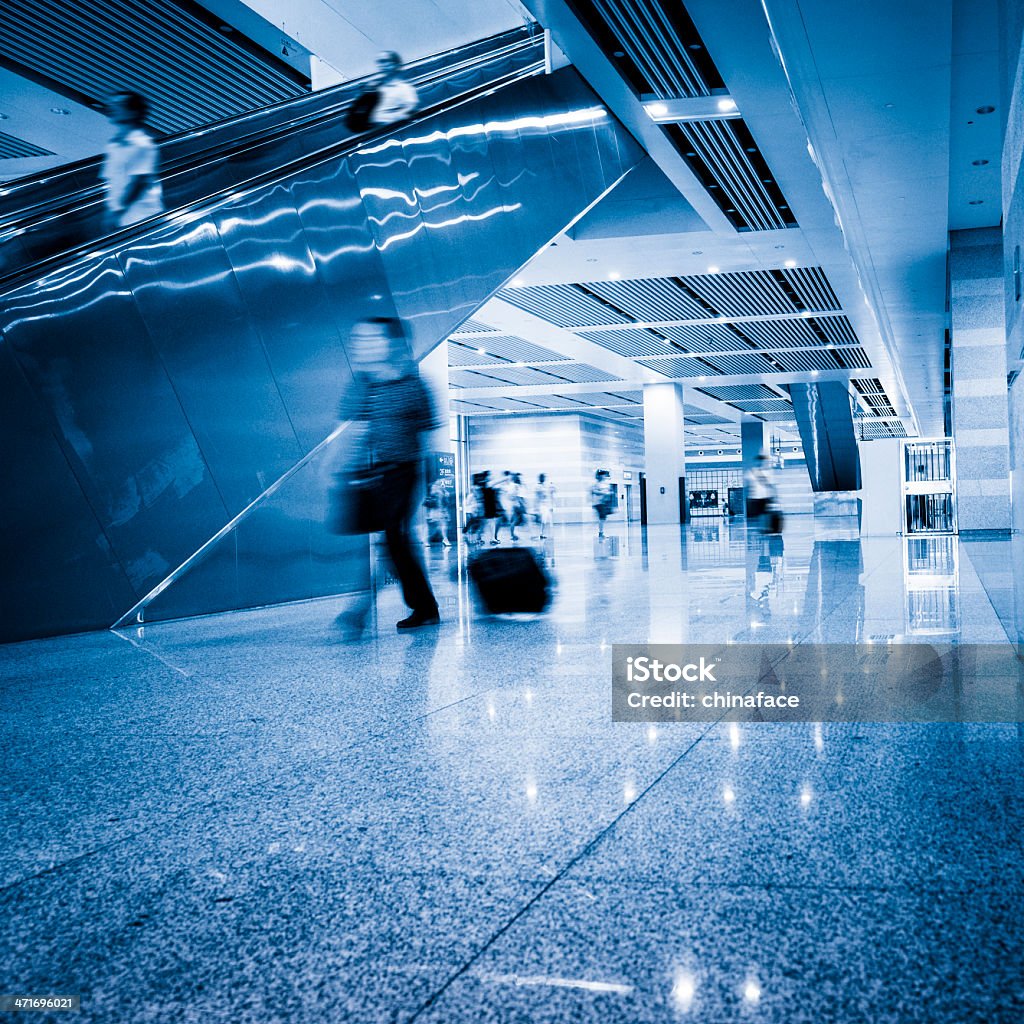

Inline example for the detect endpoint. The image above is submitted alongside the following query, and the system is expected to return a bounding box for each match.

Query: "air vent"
[502,283,633,327]
[657,322,750,353]
[0,0,309,135]
[0,132,55,159]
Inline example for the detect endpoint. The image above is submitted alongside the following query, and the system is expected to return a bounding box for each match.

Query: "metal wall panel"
[789,381,862,492]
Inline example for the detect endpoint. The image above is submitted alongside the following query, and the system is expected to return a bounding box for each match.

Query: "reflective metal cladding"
[788,381,862,492]
[0,55,642,642]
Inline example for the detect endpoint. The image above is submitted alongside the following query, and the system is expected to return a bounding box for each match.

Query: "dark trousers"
[383,463,438,616]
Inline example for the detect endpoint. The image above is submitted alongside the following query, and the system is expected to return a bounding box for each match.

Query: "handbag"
[327,464,407,535]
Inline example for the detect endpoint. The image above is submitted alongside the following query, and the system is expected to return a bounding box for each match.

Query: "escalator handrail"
[0,26,540,227]
[0,44,548,296]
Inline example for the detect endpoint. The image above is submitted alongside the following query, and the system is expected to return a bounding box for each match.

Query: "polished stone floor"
[2,518,1022,1022]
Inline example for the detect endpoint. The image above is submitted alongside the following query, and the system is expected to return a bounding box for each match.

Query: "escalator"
[0,29,643,643]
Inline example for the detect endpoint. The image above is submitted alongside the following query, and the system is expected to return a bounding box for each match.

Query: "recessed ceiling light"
[607,270,621,280]
[716,98,737,113]
[647,102,669,118]
[613,50,625,58]
[975,105,995,114]
[510,277,525,287]
[50,107,70,115]
[969,200,984,205]
[799,311,812,318]
[477,347,487,355]
[784,259,797,268]
[707,265,720,274]
[972,159,989,166]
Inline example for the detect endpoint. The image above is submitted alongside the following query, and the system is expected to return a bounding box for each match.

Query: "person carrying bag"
[326,317,440,632]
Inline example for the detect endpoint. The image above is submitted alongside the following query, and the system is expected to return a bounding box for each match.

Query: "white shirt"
[745,466,775,500]
[102,128,164,227]
[371,80,419,125]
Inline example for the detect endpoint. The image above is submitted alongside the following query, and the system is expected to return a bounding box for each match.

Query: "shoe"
[490,539,500,545]
[396,611,440,630]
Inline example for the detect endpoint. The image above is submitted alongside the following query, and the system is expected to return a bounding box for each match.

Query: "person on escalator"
[345,51,419,133]
[101,91,164,230]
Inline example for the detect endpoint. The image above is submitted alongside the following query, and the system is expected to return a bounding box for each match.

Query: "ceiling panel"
[637,355,715,377]
[502,283,633,327]
[578,328,677,357]
[0,0,308,134]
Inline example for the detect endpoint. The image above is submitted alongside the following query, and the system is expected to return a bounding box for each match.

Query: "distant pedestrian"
[345,51,419,133]
[591,469,613,539]
[101,91,164,230]
[534,473,555,539]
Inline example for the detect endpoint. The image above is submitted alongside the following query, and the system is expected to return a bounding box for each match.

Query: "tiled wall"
[1002,0,1024,532]
[949,228,1011,531]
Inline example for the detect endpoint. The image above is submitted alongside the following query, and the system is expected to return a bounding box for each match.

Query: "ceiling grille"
[564,0,794,232]
[609,390,644,403]
[637,355,712,377]
[678,270,798,317]
[570,391,640,405]
[668,120,795,231]
[502,284,632,327]
[0,132,55,159]
[817,316,860,345]
[584,277,709,321]
[686,413,732,425]
[452,319,496,333]
[466,335,566,363]
[728,318,827,349]
[0,0,309,135]
[579,328,675,357]
[769,348,843,372]
[858,419,908,438]
[705,352,779,375]
[830,346,872,369]
[658,322,750,353]
[448,343,509,367]
[785,267,840,309]
[729,399,792,413]
[522,394,595,409]
[698,384,781,401]
[540,362,623,383]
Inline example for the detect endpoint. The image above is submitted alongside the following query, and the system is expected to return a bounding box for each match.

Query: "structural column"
[949,228,1011,531]
[642,383,685,524]
[740,417,767,514]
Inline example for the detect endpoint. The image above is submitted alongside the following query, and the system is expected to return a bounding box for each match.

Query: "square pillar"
[642,383,685,524]
[950,229,1011,531]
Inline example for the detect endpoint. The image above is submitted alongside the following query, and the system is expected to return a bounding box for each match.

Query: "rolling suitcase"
[468,547,551,614]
